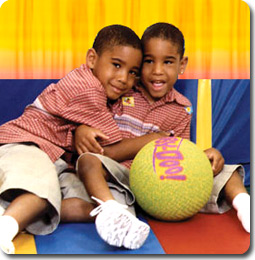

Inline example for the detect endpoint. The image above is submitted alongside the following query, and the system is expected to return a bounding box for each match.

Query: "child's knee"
[78,154,101,173]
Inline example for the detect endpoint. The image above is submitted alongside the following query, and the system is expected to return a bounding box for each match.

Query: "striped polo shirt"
[0,64,122,162]
[110,85,192,168]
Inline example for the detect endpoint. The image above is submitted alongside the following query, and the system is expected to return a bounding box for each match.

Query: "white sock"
[0,205,5,216]
[0,216,19,254]
[232,193,250,233]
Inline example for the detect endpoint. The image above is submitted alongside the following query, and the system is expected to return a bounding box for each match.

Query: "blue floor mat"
[35,220,165,254]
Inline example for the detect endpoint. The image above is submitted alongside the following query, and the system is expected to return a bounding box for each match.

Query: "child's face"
[141,38,188,102]
[87,46,142,100]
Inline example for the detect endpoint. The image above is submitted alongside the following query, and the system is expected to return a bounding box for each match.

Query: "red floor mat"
[147,209,250,254]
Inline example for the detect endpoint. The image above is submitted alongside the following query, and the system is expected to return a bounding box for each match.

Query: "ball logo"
[153,137,186,181]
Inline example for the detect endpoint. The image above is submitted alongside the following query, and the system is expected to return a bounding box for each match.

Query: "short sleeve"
[174,112,191,140]
[34,66,122,145]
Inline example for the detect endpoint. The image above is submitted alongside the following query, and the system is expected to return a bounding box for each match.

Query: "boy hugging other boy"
[71,23,250,251]
[0,24,143,254]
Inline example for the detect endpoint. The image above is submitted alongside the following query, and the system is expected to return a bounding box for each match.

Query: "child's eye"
[130,70,140,78]
[165,60,173,64]
[143,59,153,64]
[113,63,121,68]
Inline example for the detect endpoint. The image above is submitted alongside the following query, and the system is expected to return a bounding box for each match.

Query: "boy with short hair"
[138,23,250,231]
[68,23,249,250]
[0,24,143,254]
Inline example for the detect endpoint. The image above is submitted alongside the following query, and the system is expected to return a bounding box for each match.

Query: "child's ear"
[179,56,188,75]
[86,48,98,69]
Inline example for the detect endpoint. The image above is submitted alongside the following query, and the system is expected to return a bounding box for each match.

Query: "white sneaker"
[90,197,150,250]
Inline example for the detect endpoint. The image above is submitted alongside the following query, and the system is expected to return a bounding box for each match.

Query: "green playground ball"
[130,137,213,221]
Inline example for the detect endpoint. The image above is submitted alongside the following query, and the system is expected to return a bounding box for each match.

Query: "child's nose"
[153,63,163,74]
[117,71,128,84]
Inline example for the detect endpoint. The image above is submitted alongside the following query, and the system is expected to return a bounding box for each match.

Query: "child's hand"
[203,147,225,176]
[75,125,109,155]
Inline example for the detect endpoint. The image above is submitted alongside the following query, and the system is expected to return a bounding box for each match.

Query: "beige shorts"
[60,153,245,216]
[200,164,245,213]
[0,143,68,235]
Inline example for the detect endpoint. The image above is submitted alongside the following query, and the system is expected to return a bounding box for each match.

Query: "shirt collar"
[134,84,191,107]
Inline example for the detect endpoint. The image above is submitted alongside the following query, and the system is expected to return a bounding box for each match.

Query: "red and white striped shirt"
[0,64,122,162]
[110,85,192,168]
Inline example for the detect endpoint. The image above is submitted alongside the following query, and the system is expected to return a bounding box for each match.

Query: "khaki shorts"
[60,153,245,216]
[0,143,68,235]
[200,164,245,213]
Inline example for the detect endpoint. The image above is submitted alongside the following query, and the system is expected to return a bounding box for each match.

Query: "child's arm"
[203,147,225,176]
[75,125,168,161]
[102,132,168,162]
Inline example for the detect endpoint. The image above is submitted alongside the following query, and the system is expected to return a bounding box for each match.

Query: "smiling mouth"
[111,85,124,95]
[151,80,165,90]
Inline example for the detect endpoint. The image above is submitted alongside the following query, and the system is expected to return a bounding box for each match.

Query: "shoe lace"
[89,196,128,217]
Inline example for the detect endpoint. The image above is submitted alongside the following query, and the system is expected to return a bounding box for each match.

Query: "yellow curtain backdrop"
[0,0,250,79]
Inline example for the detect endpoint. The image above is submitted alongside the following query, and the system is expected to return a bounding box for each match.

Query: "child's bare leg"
[77,154,114,202]
[223,170,248,202]
[61,198,95,222]
[223,170,250,233]
[3,192,48,230]
[0,192,48,253]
